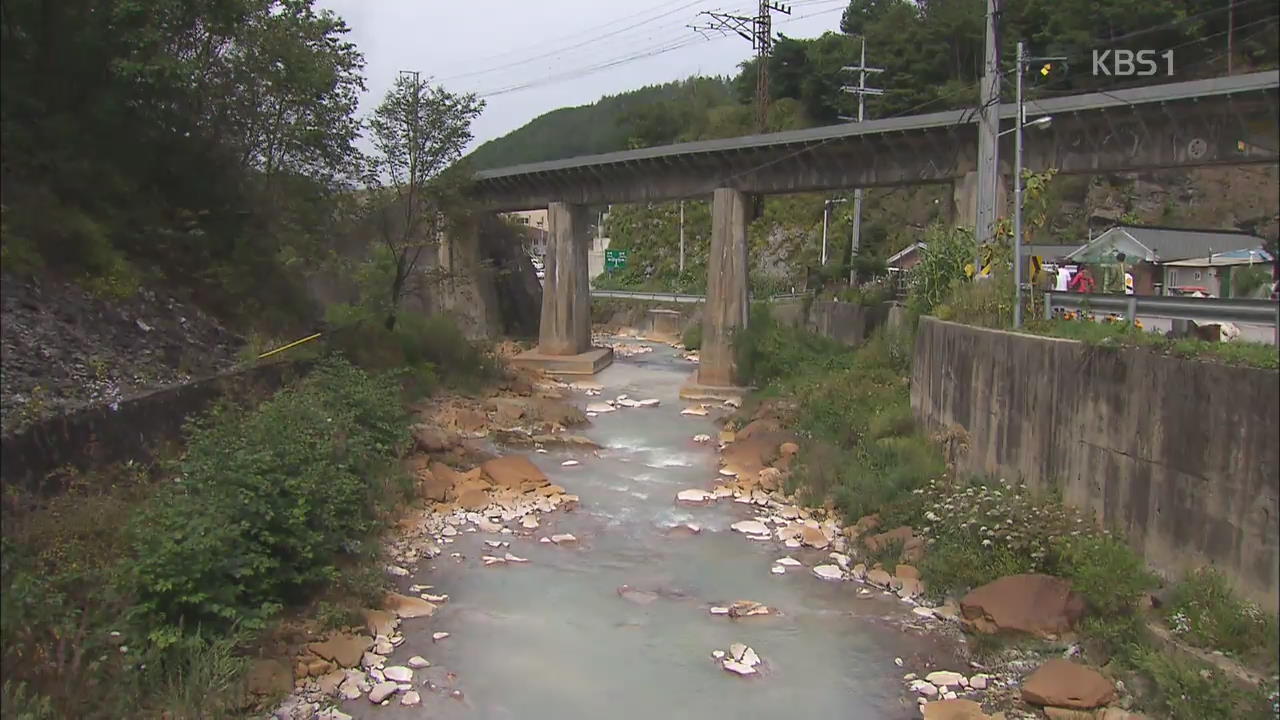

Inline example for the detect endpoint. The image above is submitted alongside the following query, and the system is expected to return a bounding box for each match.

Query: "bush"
[1051,534,1158,616]
[323,305,497,390]
[125,357,408,634]
[732,303,853,388]
[1133,649,1275,720]
[906,224,975,317]
[1167,568,1280,673]
[681,323,702,351]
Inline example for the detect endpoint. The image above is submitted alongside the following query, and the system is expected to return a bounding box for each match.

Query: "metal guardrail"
[1045,292,1280,337]
[591,289,812,304]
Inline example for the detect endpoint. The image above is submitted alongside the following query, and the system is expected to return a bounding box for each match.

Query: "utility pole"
[691,2,792,132]
[821,198,848,266]
[839,37,883,285]
[1227,0,1235,75]
[679,200,686,273]
[975,0,1002,270]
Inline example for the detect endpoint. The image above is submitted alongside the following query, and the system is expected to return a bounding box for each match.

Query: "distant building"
[1065,224,1267,296]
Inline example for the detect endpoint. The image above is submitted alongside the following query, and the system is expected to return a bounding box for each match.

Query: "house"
[886,242,927,271]
[1162,248,1275,298]
[1064,224,1267,296]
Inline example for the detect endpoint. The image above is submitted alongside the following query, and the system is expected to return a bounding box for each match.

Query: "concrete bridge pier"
[682,187,751,399]
[951,170,1008,236]
[512,201,613,375]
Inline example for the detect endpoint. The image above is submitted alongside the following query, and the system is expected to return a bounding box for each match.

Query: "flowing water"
[347,340,958,720]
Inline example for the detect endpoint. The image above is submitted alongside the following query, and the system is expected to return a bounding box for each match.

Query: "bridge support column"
[952,170,1008,236]
[684,188,750,396]
[513,201,612,374]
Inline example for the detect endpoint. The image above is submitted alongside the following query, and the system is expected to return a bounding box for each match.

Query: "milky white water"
[346,340,958,720]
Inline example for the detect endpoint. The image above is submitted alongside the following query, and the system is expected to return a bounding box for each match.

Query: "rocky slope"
[0,272,243,435]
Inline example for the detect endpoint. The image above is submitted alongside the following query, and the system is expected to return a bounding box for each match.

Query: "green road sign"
[605,249,629,270]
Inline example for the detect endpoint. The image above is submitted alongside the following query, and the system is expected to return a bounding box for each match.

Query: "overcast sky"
[316,0,851,151]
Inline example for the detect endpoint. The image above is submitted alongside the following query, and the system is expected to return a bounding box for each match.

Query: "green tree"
[365,74,484,329]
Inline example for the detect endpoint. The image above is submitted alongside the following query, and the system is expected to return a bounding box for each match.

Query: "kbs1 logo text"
[1092,50,1174,77]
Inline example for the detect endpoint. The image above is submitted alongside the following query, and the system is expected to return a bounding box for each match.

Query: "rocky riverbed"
[261,337,1149,720]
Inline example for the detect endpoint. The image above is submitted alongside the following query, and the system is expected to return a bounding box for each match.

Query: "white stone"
[482,555,506,566]
[968,674,989,690]
[709,606,730,615]
[484,540,505,548]
[400,691,422,706]
[776,557,802,566]
[586,402,615,413]
[724,397,742,408]
[637,398,660,407]
[441,525,457,537]
[722,659,756,675]
[561,460,580,467]
[739,646,761,668]
[910,680,938,697]
[912,606,936,619]
[693,434,712,443]
[385,565,409,576]
[681,406,709,416]
[684,523,702,533]
[521,516,539,529]
[407,656,430,669]
[368,682,399,703]
[943,691,957,700]
[828,552,851,569]
[925,671,966,689]
[539,536,551,543]
[712,650,726,660]
[676,489,716,503]
[550,533,577,544]
[432,632,450,642]
[895,657,904,667]
[730,520,770,536]
[383,666,412,683]
[784,539,801,549]
[317,710,353,720]
[504,552,529,563]
[812,564,844,581]
[770,565,786,574]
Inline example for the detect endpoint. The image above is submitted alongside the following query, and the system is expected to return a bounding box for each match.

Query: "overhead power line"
[690,1,794,131]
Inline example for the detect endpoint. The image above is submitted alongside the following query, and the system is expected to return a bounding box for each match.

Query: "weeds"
[1024,317,1279,370]
[681,323,702,351]
[1133,648,1275,720]
[1166,568,1280,674]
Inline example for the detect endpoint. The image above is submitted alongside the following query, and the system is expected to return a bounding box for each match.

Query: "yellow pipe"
[257,332,323,360]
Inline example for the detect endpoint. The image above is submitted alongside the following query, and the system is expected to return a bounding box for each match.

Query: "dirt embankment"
[0,272,243,435]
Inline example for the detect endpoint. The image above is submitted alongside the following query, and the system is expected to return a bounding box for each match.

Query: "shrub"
[1051,534,1158,616]
[681,323,702,351]
[1133,649,1275,720]
[125,357,408,634]
[906,224,975,317]
[1167,568,1280,673]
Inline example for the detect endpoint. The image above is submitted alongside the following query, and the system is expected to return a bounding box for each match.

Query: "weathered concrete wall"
[910,317,1280,606]
[1,361,305,496]
[699,188,750,387]
[807,300,889,345]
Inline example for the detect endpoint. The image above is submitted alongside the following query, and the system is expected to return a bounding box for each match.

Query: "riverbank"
[717,306,1279,719]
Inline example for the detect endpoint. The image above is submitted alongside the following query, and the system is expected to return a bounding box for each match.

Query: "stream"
[345,339,959,719]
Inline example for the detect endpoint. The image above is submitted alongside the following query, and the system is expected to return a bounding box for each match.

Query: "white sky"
[317,0,852,151]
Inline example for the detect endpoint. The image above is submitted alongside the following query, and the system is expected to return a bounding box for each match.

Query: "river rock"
[800,525,830,549]
[920,698,997,719]
[1020,659,1116,709]
[550,533,577,544]
[776,557,802,566]
[961,574,1085,637]
[368,681,399,703]
[681,406,709,416]
[812,564,844,581]
[637,398,661,407]
[676,488,716,504]
[722,660,757,676]
[317,707,353,720]
[911,679,940,697]
[521,515,539,529]
[432,632,450,641]
[408,656,430,669]
[384,592,437,619]
[400,691,422,706]
[504,552,529,563]
[770,565,786,574]
[727,600,771,617]
[730,520,770,536]
[383,666,412,683]
[693,434,712,443]
[586,402,615,413]
[926,671,966,688]
[308,634,373,669]
[866,568,893,588]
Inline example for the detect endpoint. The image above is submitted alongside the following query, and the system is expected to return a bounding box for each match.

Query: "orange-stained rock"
[307,633,373,668]
[921,698,998,719]
[1020,659,1116,709]
[961,574,1085,637]
[481,455,550,491]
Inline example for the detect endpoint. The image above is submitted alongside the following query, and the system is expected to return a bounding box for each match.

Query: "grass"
[1166,568,1280,675]
[1024,316,1279,370]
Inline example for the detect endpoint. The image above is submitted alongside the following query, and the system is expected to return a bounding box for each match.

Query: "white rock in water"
[894,657,904,667]
[618,398,640,408]
[925,671,966,688]
[539,536,551,543]
[728,643,748,661]
[723,397,742,408]
[683,523,702,533]
[368,682,399,703]
[910,680,939,697]
[770,565,786,574]
[561,460,580,467]
[730,520,770,536]
[481,555,506,566]
[739,646,761,668]
[484,540,504,548]
[383,666,412,683]
[812,564,844,581]
[784,539,801,549]
[586,402,616,413]
[912,606,936,619]
[400,691,422,706]
[432,632,450,642]
[681,406,709,416]
[521,516,539,529]
[676,489,715,504]
[693,434,712,443]
[504,552,529,563]
[709,606,730,615]
[385,565,409,576]
[722,659,756,675]
[712,650,726,660]
[828,552,851,568]
[969,674,989,690]
[317,709,353,720]
[441,525,457,537]
[776,557,802,567]
[407,656,430,669]
[637,398,660,407]
[550,533,577,544]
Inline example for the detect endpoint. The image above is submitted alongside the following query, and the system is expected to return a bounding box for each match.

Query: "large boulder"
[307,634,373,669]
[1020,659,1116,709]
[481,455,550,493]
[404,457,450,502]
[920,699,998,720]
[533,398,587,426]
[246,658,293,697]
[492,397,528,426]
[411,424,459,453]
[961,574,1085,637]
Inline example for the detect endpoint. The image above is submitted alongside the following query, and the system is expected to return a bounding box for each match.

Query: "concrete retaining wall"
[807,300,889,345]
[1,361,305,496]
[910,317,1280,606]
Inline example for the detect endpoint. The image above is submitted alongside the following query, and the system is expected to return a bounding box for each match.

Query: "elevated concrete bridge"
[471,71,1279,388]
